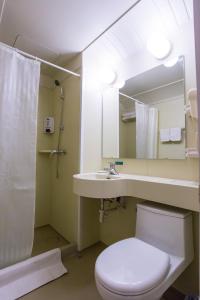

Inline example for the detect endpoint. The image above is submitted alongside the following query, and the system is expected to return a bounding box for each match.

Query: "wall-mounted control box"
[44,117,54,134]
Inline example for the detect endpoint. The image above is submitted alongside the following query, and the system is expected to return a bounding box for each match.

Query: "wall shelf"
[39,150,66,155]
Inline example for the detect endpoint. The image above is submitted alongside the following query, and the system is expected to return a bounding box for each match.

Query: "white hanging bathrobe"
[0,43,40,268]
[136,103,158,159]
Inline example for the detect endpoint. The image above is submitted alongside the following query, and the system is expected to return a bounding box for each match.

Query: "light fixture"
[114,79,125,89]
[147,33,172,59]
[164,56,179,67]
[97,66,125,89]
[98,67,117,85]
[117,79,125,89]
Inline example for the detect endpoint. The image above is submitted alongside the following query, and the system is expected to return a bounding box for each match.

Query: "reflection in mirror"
[103,56,186,159]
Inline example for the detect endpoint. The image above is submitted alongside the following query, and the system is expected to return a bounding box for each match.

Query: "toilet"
[95,201,194,300]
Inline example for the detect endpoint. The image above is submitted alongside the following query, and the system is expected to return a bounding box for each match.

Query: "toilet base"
[96,279,162,300]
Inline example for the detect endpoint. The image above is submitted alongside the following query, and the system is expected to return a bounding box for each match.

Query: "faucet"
[49,149,66,157]
[104,162,118,175]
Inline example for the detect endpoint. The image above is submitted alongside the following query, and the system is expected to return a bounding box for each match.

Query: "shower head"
[55,79,60,86]
[55,79,64,99]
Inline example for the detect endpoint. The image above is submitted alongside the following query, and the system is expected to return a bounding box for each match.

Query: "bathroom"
[0,0,199,299]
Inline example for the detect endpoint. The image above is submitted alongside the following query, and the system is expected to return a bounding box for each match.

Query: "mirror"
[103,56,186,159]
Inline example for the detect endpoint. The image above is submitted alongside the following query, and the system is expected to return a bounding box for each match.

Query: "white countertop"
[73,172,199,212]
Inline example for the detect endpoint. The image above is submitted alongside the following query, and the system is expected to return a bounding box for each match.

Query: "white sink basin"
[73,172,123,198]
[73,172,199,211]
[76,172,121,180]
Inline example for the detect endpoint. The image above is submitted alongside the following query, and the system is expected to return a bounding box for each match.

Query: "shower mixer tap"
[49,149,66,157]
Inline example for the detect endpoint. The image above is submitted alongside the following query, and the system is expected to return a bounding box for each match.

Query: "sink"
[77,172,121,180]
[73,172,123,198]
[73,172,199,211]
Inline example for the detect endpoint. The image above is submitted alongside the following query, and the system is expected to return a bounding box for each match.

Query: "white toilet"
[95,201,194,300]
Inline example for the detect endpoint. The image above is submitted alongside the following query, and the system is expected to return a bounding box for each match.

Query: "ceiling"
[92,0,194,70]
[0,0,138,70]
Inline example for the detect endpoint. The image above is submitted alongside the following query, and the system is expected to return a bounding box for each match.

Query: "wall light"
[147,33,172,59]
[114,79,125,89]
[117,79,125,89]
[98,67,117,85]
[164,56,179,67]
[97,66,125,89]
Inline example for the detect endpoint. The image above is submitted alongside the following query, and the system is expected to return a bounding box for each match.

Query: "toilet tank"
[136,202,193,260]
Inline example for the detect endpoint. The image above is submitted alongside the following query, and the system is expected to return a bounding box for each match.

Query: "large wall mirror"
[102,56,186,159]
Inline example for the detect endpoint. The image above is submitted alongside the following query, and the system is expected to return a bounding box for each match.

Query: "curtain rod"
[132,79,184,97]
[2,43,80,78]
[119,92,144,104]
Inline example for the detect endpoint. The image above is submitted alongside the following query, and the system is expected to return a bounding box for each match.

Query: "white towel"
[160,128,170,142]
[170,127,182,142]
[187,88,197,119]
[122,111,136,121]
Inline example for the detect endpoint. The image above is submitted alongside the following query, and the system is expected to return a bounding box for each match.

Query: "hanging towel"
[160,128,170,142]
[170,127,182,142]
[187,88,198,119]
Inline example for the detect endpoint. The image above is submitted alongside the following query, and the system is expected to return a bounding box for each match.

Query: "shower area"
[33,72,81,257]
[34,71,81,255]
[0,41,81,269]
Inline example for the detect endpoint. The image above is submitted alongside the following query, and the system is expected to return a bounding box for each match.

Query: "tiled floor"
[32,225,69,256]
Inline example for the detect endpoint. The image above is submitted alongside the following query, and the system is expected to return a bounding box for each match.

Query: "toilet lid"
[95,238,170,296]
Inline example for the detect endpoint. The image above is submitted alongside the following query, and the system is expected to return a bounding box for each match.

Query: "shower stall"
[34,73,81,256]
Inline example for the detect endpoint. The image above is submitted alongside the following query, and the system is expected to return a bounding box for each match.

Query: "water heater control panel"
[44,117,54,134]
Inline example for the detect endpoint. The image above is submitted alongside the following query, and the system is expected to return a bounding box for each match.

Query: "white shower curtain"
[147,107,158,159]
[136,103,158,159]
[0,43,40,268]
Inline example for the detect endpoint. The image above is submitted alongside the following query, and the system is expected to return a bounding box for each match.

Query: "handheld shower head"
[55,80,60,86]
[55,79,64,99]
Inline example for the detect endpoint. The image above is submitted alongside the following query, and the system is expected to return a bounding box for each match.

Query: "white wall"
[50,73,81,243]
[81,49,102,173]
[35,85,54,227]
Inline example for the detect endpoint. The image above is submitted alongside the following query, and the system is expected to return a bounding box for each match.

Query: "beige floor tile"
[32,225,69,256]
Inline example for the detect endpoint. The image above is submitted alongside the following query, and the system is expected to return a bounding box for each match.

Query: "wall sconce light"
[164,56,179,67]
[98,68,117,85]
[98,67,125,89]
[114,79,125,89]
[147,33,172,59]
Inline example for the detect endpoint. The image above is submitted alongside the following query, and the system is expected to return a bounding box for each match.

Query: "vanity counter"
[73,173,199,212]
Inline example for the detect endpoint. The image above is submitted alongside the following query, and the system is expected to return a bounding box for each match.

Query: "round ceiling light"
[147,34,172,59]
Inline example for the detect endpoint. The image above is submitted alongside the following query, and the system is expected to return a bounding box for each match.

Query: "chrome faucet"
[104,162,118,175]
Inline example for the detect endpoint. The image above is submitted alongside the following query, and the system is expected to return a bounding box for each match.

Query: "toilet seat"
[95,238,170,296]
